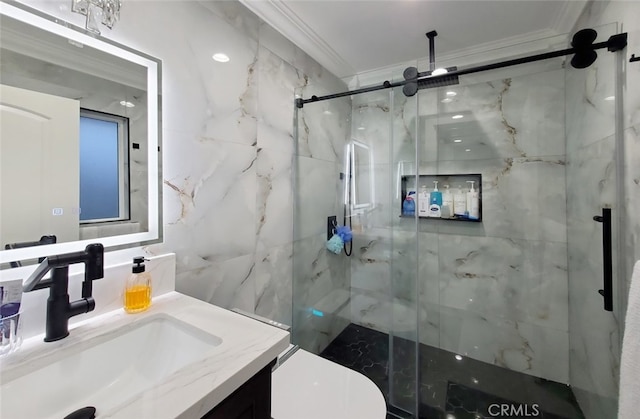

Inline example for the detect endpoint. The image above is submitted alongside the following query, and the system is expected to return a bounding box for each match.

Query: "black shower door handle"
[593,208,613,311]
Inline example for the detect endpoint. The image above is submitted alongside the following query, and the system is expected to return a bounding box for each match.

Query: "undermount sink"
[0,314,222,419]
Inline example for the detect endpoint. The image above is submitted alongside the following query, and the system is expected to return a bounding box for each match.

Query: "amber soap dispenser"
[124,257,152,313]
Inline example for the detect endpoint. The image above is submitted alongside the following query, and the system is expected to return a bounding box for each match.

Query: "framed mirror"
[0,0,161,268]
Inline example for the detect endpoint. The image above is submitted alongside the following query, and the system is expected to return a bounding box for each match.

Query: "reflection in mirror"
[0,1,160,268]
[349,140,375,212]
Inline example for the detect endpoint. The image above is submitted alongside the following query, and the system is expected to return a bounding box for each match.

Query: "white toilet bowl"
[272,348,387,419]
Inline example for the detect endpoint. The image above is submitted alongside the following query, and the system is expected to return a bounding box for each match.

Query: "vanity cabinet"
[201,359,276,419]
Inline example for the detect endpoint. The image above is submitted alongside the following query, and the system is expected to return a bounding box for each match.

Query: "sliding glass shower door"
[291,25,626,419]
[410,27,623,418]
[565,23,624,419]
[292,82,422,417]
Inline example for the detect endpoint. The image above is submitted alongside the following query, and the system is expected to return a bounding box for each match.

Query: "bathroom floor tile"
[320,323,584,419]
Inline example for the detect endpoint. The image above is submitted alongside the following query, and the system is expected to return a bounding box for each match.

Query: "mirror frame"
[0,0,162,266]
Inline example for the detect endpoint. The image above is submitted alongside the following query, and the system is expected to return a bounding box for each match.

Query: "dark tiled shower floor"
[319,323,584,419]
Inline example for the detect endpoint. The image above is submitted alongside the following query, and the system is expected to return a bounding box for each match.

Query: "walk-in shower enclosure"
[292,24,628,419]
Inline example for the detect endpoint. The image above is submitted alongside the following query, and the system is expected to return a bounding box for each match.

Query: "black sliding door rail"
[295,32,627,108]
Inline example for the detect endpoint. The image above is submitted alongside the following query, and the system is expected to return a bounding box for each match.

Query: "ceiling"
[241,0,588,79]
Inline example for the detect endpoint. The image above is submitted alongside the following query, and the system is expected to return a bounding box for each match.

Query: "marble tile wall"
[19,1,349,332]
[567,2,640,418]
[349,65,572,383]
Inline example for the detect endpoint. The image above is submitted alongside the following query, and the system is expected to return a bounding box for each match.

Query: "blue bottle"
[403,191,416,215]
[429,181,442,218]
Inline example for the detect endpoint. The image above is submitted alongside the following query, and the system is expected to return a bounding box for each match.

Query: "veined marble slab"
[437,305,569,384]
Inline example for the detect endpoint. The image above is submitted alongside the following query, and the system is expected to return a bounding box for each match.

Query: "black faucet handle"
[81,243,103,299]
[84,243,104,281]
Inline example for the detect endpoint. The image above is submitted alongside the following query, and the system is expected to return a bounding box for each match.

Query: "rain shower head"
[418,68,459,89]
[402,66,460,97]
[402,31,460,97]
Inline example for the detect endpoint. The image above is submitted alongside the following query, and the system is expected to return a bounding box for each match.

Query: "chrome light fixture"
[71,0,121,35]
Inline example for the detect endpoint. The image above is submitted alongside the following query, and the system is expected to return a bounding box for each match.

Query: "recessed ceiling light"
[446,91,457,97]
[119,100,135,108]
[357,126,365,130]
[455,354,463,361]
[212,53,230,62]
[432,68,448,76]
[465,148,471,152]
[441,98,453,103]
[453,139,462,143]
[604,96,615,101]
[452,114,464,119]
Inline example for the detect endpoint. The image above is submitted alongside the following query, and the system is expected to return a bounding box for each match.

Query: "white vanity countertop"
[0,291,290,418]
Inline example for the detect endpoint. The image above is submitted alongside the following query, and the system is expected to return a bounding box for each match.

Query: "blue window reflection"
[79,116,120,221]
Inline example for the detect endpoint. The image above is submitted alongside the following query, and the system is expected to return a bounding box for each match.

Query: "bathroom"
[0,0,639,418]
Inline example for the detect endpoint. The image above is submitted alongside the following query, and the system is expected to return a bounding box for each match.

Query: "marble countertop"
[1,292,290,418]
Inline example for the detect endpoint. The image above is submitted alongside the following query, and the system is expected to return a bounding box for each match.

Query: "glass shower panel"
[292,83,421,417]
[291,84,353,355]
[348,88,395,337]
[414,87,444,414]
[386,86,421,417]
[415,56,589,418]
[291,26,624,419]
[565,23,621,419]
[349,87,420,417]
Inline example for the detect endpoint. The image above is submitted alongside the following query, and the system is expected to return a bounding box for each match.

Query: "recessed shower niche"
[400,173,482,221]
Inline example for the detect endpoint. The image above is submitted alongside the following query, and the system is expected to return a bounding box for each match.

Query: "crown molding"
[239,0,354,78]
[346,27,568,89]
[242,0,584,82]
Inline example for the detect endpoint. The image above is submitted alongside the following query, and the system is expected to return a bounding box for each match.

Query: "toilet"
[271,346,387,419]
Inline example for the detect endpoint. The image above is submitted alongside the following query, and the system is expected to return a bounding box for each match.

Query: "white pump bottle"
[466,181,480,220]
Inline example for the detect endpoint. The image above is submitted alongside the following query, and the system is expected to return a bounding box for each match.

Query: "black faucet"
[23,243,104,342]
